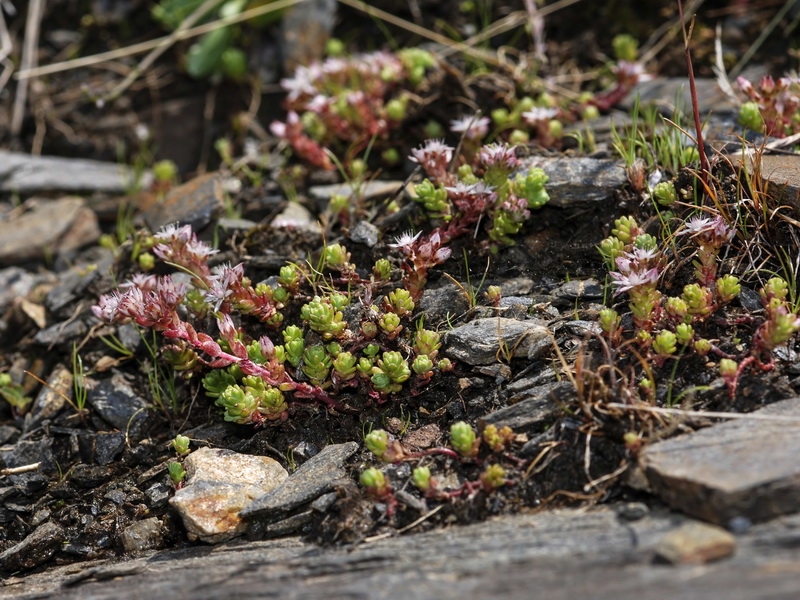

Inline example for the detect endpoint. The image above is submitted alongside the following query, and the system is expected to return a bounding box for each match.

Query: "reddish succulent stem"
[677,0,710,191]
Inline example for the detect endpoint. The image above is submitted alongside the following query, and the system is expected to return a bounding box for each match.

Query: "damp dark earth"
[2,1,800,598]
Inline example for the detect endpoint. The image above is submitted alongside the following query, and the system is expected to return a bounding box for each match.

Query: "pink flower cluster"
[153,224,216,283]
[271,51,426,168]
[610,248,661,295]
[388,230,452,301]
[737,74,800,137]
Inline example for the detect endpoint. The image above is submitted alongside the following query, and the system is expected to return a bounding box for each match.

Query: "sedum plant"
[93,224,455,427]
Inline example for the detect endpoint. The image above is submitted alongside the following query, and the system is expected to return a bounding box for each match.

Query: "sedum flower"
[716,275,741,304]
[300,296,347,339]
[675,323,695,346]
[652,330,677,357]
[414,179,450,216]
[414,328,441,359]
[371,351,411,394]
[611,215,639,244]
[372,258,392,281]
[482,424,514,452]
[450,115,490,140]
[511,167,550,209]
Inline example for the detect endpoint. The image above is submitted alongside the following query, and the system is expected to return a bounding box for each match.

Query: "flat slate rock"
[0,522,65,573]
[8,507,800,599]
[480,381,571,433]
[443,317,551,365]
[0,197,101,265]
[0,151,142,194]
[642,397,800,526]
[518,156,626,207]
[241,441,358,520]
[87,372,155,439]
[141,173,223,232]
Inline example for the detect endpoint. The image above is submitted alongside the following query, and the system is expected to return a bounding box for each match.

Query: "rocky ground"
[2,0,800,597]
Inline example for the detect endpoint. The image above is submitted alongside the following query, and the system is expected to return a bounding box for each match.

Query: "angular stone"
[141,173,223,232]
[182,447,288,492]
[418,284,471,326]
[443,317,551,365]
[169,448,288,543]
[270,201,318,233]
[241,441,358,520]
[121,517,164,555]
[642,397,800,525]
[551,278,603,300]
[0,197,100,265]
[0,439,55,493]
[481,381,570,433]
[0,522,64,572]
[33,318,88,347]
[518,157,626,207]
[0,151,141,194]
[88,372,154,438]
[654,521,736,565]
[0,267,47,313]
[23,365,72,434]
[348,220,379,247]
[44,248,114,315]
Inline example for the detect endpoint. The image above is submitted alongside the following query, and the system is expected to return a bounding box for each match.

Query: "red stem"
[677,0,710,191]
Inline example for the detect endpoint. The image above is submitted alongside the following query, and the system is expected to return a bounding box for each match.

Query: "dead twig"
[11,0,44,139]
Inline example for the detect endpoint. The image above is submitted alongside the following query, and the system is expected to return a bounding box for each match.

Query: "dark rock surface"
[642,397,800,526]
[241,441,358,520]
[4,507,800,599]
[519,156,626,207]
[141,173,224,232]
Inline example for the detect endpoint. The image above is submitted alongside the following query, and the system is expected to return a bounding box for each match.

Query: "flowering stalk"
[609,247,663,332]
[93,280,344,414]
[678,216,735,287]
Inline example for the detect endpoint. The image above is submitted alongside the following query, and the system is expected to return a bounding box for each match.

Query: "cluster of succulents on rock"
[270,48,437,168]
[408,139,550,254]
[359,421,518,515]
[598,210,800,399]
[92,224,457,426]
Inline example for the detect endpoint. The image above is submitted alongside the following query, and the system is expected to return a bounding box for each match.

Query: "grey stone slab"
[518,156,626,207]
[480,381,571,432]
[443,317,551,365]
[0,197,101,265]
[8,508,800,600]
[642,397,800,526]
[141,173,223,232]
[240,441,358,519]
[0,151,142,194]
